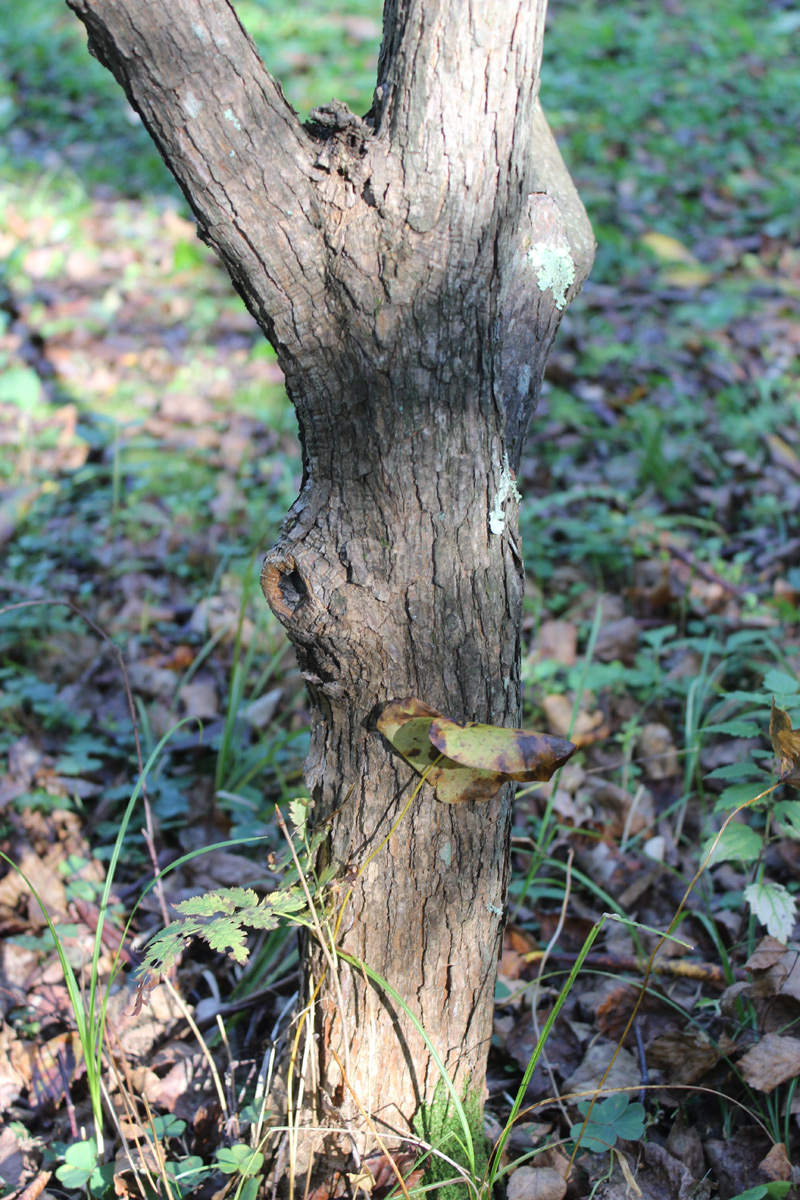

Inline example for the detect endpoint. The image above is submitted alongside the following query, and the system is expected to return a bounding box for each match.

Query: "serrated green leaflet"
[137,885,307,981]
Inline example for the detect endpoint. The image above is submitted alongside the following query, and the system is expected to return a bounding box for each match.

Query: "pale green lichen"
[489,453,522,536]
[412,1079,488,1200]
[224,108,242,131]
[528,240,575,310]
[183,90,202,119]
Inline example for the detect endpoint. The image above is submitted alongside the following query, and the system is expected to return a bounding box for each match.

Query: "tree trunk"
[67,0,593,1155]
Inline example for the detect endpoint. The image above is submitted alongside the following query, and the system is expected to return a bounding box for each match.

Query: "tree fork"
[67,0,593,1150]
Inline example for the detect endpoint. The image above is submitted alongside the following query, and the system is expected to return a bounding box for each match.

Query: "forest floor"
[1,1,799,1198]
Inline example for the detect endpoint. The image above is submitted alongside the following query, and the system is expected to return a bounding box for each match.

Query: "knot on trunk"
[261,551,345,698]
[261,553,313,625]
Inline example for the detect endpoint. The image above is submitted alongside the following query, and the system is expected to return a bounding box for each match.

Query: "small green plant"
[162,1155,212,1200]
[412,1081,487,1200]
[699,667,800,942]
[214,1143,265,1200]
[139,884,310,977]
[569,1093,646,1154]
[727,1186,792,1200]
[54,1138,115,1197]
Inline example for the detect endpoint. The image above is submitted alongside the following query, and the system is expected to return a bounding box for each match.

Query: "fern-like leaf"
[136,885,309,987]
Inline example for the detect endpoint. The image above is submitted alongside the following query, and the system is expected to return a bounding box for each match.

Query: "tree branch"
[66,0,330,354]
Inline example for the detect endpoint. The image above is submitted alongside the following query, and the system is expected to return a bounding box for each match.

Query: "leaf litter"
[1,0,800,1194]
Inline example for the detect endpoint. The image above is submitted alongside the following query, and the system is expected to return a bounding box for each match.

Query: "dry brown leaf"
[507,1166,567,1200]
[541,693,607,745]
[745,940,800,1005]
[737,1033,800,1092]
[745,935,791,972]
[634,723,679,780]
[769,699,800,786]
[0,1126,30,1190]
[646,1031,722,1085]
[665,1114,705,1179]
[758,1142,792,1182]
[531,620,577,666]
[562,1042,640,1096]
[0,1022,29,1110]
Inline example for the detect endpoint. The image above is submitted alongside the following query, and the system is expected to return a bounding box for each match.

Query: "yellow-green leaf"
[377,697,576,805]
[640,231,700,265]
[377,697,498,803]
[428,716,575,782]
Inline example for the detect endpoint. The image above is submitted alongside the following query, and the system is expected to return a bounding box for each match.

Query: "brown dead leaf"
[594,617,640,663]
[705,1128,773,1200]
[0,848,69,928]
[635,724,679,780]
[0,1021,29,1110]
[738,1033,800,1092]
[745,935,791,972]
[507,1166,567,1200]
[531,620,577,666]
[25,1031,84,1109]
[769,699,800,786]
[758,1143,792,1182]
[646,1031,723,1085]
[562,1042,640,1096]
[665,1113,705,1179]
[745,939,800,1004]
[594,984,639,1038]
[639,1143,703,1200]
[179,680,219,719]
[0,1125,31,1191]
[765,433,800,479]
[542,693,608,745]
[113,1138,161,1198]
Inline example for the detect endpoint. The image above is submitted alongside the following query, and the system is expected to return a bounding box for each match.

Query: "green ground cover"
[1,0,799,1195]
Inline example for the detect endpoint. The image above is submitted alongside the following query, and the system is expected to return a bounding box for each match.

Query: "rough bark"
[67,0,593,1152]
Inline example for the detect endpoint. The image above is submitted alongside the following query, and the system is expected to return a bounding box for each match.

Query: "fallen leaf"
[738,1033,800,1092]
[660,264,714,288]
[378,698,575,804]
[0,1022,29,1110]
[561,1041,640,1096]
[0,1126,28,1190]
[507,1166,566,1200]
[531,620,577,666]
[347,1166,375,1194]
[746,940,800,1004]
[665,1113,705,1179]
[765,433,800,479]
[541,693,607,744]
[758,1142,792,1181]
[769,699,800,786]
[634,723,679,780]
[594,616,640,663]
[647,1030,723,1085]
[179,680,219,719]
[745,936,791,972]
[640,231,701,265]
